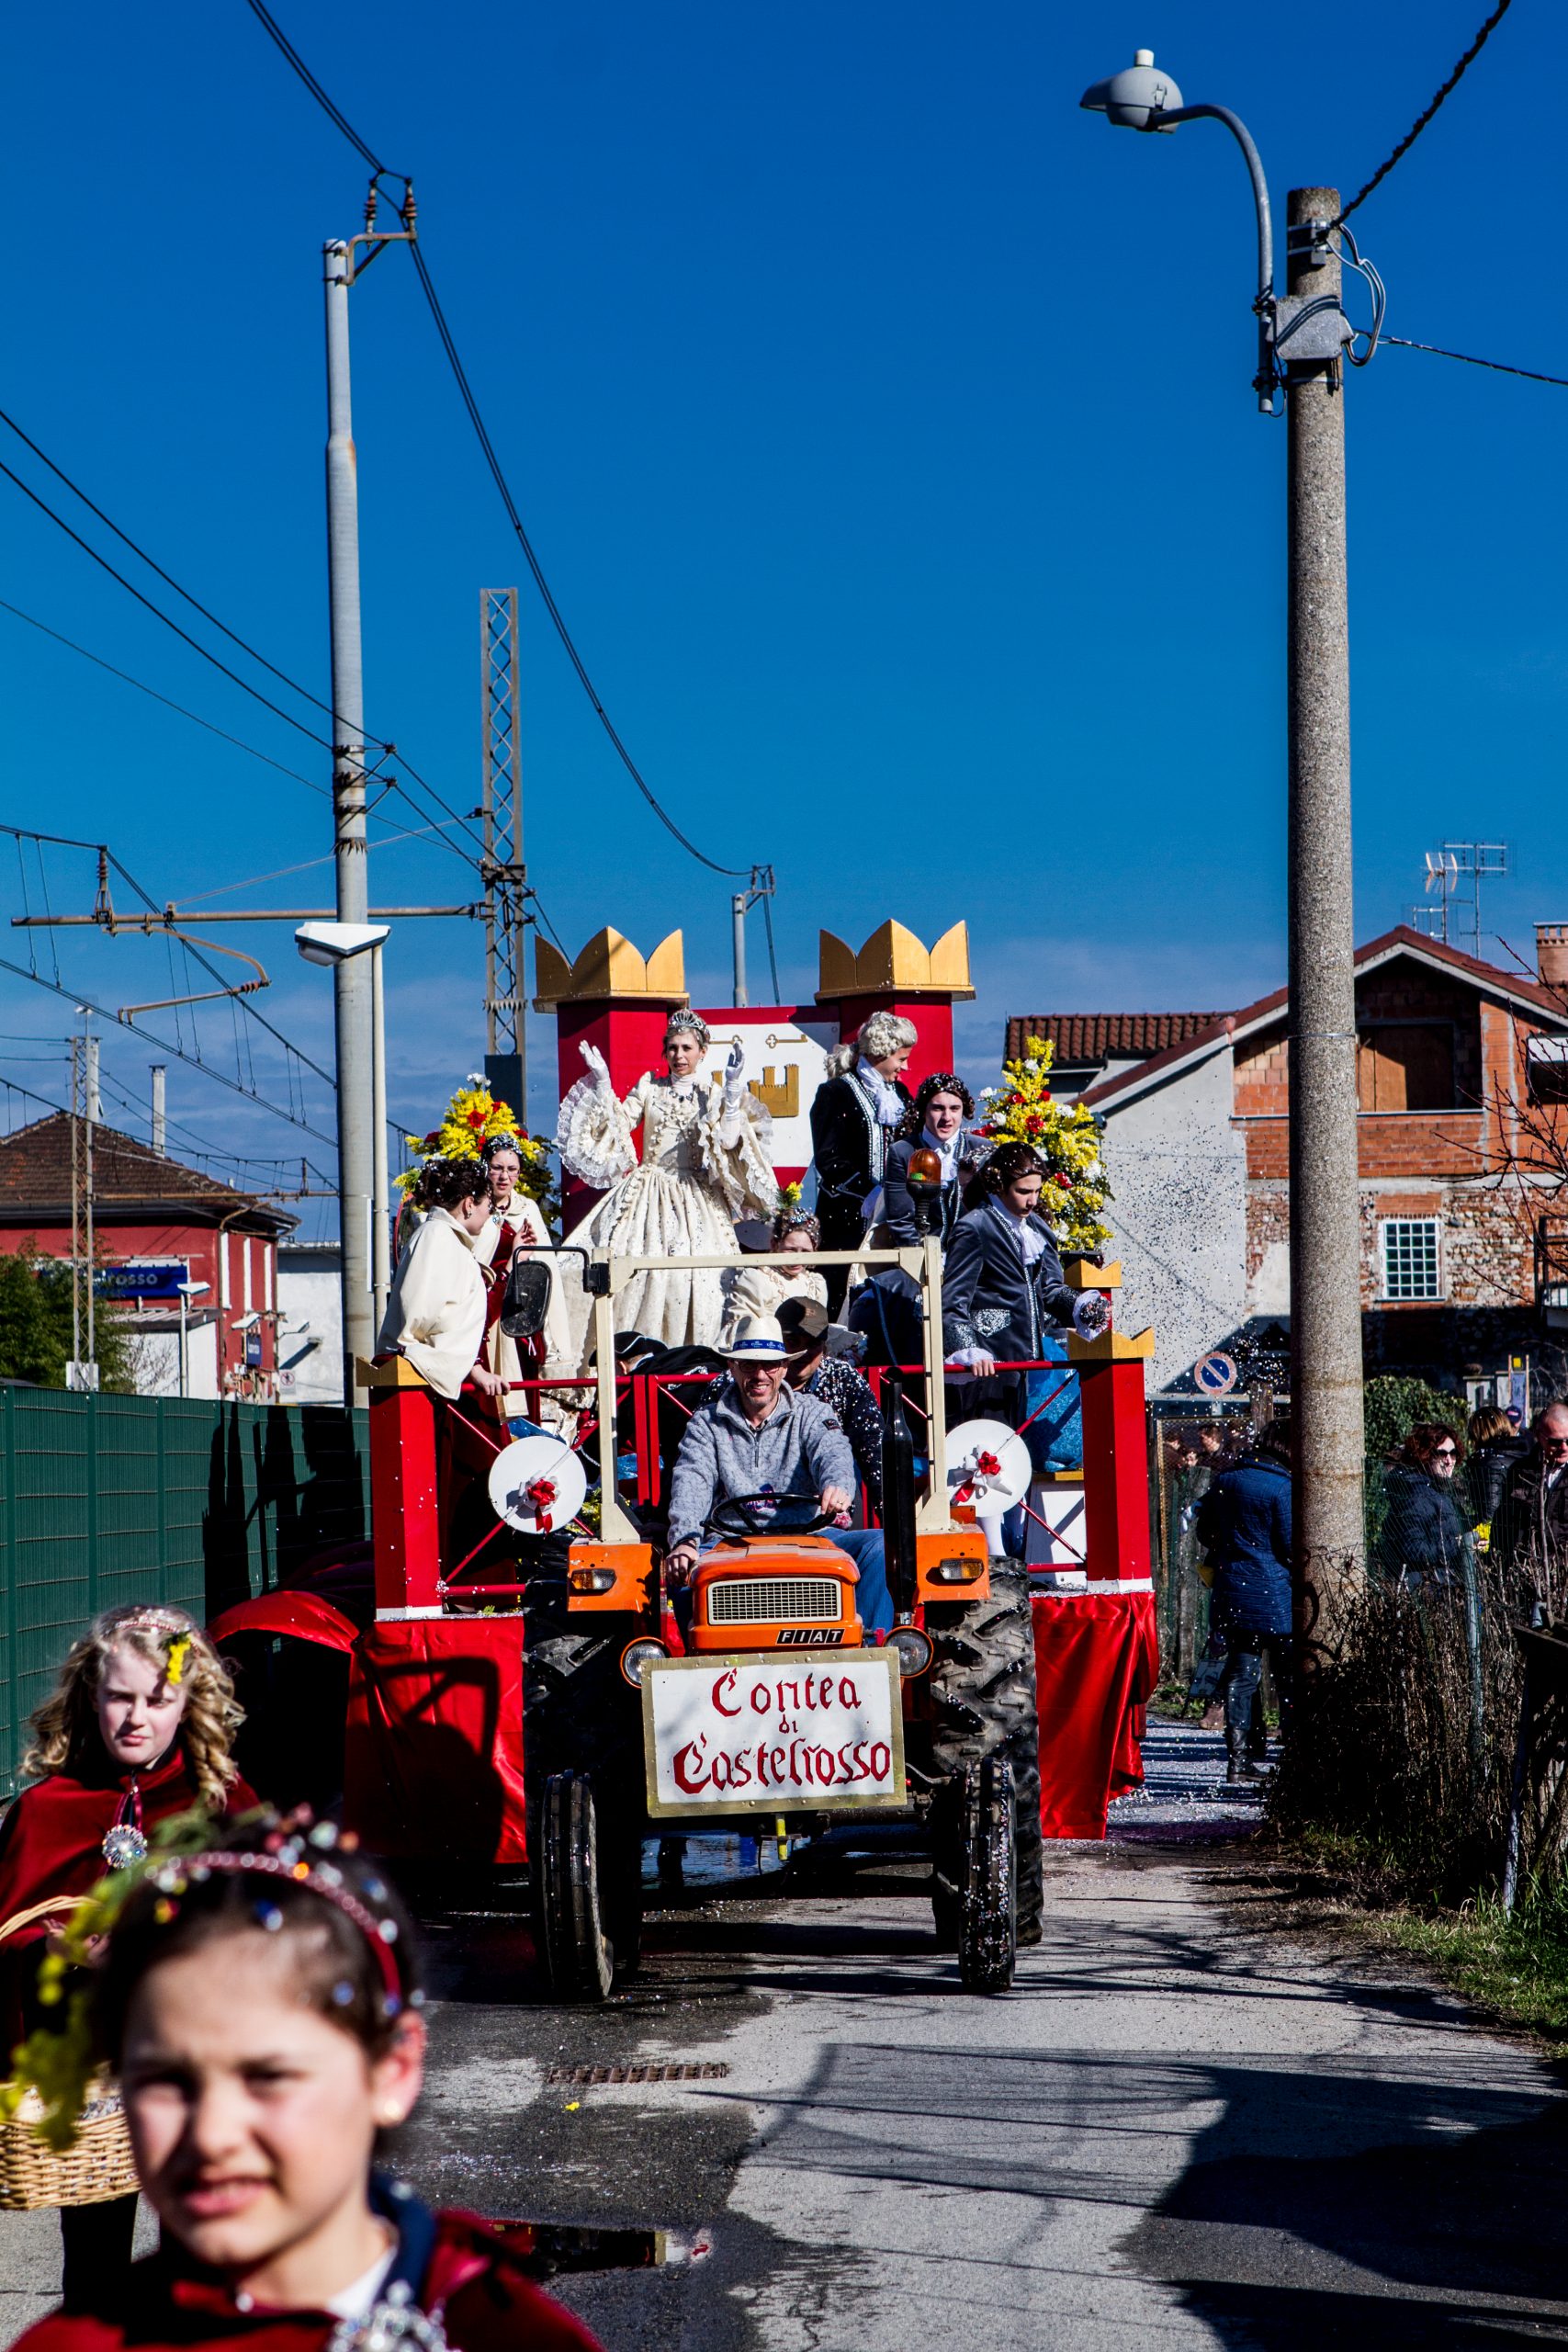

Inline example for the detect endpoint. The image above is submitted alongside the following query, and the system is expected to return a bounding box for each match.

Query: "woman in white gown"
[556,1009,778,1359]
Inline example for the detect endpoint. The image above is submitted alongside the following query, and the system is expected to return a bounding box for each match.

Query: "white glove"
[1072,1291,1111,1340]
[580,1042,610,1083]
[725,1037,745,1085]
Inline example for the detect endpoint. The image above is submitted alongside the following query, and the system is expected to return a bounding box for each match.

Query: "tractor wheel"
[957,1753,1017,1995]
[927,1556,1043,1951]
[523,1564,646,1992]
[533,1770,615,2001]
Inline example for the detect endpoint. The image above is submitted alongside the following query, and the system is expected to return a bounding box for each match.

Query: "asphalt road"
[3,1725,1567,2347]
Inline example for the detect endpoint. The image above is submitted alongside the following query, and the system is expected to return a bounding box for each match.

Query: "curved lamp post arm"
[1151,105,1271,300]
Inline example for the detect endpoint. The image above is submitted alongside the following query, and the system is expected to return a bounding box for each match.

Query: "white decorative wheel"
[488,1434,588,1535]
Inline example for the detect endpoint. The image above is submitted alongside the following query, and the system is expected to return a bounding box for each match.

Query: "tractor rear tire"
[523,1566,646,1994]
[957,1753,1018,1995]
[928,1557,1043,1951]
[534,1770,615,2001]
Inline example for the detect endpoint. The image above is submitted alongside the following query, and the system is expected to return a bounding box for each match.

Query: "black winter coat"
[1495,1452,1568,1599]
[1195,1457,1293,1636]
[809,1072,913,1243]
[941,1201,1077,1365]
[1468,1434,1529,1526]
[1376,1459,1469,1583]
[882,1137,963,1251]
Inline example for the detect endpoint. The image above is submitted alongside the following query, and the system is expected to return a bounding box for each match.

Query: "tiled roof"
[0,1114,294,1231]
[1005,1012,1224,1066]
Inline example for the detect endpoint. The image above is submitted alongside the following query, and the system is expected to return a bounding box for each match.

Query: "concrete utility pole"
[1285,187,1365,1654]
[323,236,374,1395]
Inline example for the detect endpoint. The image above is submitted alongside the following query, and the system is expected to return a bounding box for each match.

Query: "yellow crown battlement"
[532,927,687,1011]
[816,919,975,1003]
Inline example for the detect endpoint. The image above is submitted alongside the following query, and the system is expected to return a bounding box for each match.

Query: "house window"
[1381,1217,1442,1302]
[1357,1023,1456,1112]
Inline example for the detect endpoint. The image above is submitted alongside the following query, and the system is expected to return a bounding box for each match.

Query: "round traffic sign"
[1193,1351,1238,1396]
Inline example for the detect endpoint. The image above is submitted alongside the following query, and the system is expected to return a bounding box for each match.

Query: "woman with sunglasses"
[1375,1420,1471,1594]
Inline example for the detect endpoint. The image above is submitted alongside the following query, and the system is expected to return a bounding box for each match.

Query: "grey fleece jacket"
[667,1377,856,1549]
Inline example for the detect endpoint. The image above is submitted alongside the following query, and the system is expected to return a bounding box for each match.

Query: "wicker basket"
[0,1897,138,2211]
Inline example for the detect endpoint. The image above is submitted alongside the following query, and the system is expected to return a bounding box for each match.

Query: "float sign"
[643,1650,905,1818]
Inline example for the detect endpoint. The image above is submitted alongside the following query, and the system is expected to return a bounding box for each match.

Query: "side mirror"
[501,1258,553,1339]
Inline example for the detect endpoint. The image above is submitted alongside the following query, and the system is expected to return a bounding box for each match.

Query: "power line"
[1336,0,1516,227]
[243,0,761,884]
[0,455,334,752]
[0,596,329,796]
[1384,334,1568,390]
[0,406,347,733]
[406,245,751,879]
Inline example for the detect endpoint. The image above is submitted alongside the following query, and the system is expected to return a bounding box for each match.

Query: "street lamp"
[295,922,392,1351]
[1080,52,1367,1646]
[1079,51,1276,412]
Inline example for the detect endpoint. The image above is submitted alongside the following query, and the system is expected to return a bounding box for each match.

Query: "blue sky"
[2,1,1563,1232]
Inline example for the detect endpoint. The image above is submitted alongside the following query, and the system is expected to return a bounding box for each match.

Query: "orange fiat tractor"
[210,1226,1157,2002]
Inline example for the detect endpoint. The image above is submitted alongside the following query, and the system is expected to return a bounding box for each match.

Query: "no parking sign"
[1193,1351,1238,1396]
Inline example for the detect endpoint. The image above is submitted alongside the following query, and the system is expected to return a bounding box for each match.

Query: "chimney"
[1537,924,1568,991]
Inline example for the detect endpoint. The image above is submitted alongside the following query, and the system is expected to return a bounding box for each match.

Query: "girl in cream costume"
[556,1009,778,1360]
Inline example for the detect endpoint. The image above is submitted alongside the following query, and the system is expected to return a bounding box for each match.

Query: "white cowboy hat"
[722,1313,797,1363]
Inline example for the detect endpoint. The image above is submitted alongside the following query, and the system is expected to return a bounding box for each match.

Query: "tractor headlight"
[619,1637,670,1688]
[886,1625,934,1678]
[569,1566,616,1595]
[930,1557,986,1584]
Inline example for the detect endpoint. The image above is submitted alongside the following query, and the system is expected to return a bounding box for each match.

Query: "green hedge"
[0,1390,367,1796]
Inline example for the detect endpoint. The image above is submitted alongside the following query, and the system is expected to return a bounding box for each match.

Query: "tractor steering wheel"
[707,1491,835,1541]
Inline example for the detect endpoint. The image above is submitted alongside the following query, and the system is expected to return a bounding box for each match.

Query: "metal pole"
[179,1290,187,1400]
[732,894,748,1008]
[371,941,389,1330]
[69,1035,81,1371]
[1286,187,1365,1665]
[150,1064,166,1156]
[84,1035,96,1371]
[323,237,374,1397]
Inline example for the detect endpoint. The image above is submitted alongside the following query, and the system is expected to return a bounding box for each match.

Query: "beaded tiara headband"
[664,1010,711,1047]
[146,1819,407,2016]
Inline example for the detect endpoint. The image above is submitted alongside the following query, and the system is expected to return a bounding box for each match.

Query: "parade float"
[209,918,1159,1996]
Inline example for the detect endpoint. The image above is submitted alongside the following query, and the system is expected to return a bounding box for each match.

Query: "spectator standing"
[1465,1404,1529,1544]
[1195,1424,1294,1784]
[1494,1401,1568,1617]
[1376,1422,1469,1593]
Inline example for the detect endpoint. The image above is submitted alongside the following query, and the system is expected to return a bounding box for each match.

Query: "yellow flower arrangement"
[976,1036,1113,1253]
[399,1073,555,1217]
[164,1635,190,1688]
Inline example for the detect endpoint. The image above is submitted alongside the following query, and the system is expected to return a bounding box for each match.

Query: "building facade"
[1011,927,1568,1404]
[0,1114,295,1400]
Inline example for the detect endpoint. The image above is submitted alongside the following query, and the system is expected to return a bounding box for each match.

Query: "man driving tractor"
[664,1314,896,1634]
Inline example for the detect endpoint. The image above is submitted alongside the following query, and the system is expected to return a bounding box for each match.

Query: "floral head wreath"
[663,1010,711,1050]
[3,1808,417,2154]
[111,1608,195,1690]
[400,1077,547,1196]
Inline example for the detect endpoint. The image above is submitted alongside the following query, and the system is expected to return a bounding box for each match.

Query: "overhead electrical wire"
[242,0,762,885]
[1335,0,1516,227]
[1383,336,1568,390]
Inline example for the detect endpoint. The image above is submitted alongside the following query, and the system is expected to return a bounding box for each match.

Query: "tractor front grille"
[706,1577,842,1626]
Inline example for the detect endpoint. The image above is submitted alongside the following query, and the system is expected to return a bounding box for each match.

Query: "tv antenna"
[1411,842,1508,960]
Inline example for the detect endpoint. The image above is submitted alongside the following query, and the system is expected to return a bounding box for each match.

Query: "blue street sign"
[95,1260,189,1304]
[1194,1351,1238,1396]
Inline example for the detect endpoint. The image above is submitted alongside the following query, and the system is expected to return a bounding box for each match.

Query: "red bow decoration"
[525,1476,558,1532]
[976,1451,1001,1478]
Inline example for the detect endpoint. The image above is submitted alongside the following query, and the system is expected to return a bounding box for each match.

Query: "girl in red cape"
[8,1809,602,2352]
[0,1604,255,2306]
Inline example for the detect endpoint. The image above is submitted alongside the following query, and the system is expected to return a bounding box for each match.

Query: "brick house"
[0,1114,295,1399]
[1008,926,1568,1401]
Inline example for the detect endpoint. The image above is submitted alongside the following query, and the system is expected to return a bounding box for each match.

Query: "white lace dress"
[556,1069,778,1359]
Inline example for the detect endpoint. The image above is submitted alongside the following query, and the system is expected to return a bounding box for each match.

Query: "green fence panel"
[0,1392,369,1798]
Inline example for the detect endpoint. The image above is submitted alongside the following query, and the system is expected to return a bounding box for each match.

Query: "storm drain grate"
[547,2062,730,2086]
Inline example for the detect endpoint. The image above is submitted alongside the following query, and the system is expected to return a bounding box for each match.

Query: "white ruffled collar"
[855,1058,905,1125]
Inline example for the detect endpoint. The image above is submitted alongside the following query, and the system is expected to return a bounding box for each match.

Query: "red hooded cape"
[0,1745,257,2045]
